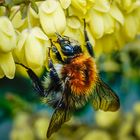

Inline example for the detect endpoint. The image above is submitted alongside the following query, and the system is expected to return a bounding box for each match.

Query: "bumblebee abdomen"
[61,54,98,96]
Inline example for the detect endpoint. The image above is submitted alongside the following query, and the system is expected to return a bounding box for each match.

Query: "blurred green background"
[0,37,140,140]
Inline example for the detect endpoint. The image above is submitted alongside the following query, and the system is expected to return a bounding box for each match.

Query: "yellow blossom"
[14,27,49,69]
[118,113,134,137]
[83,130,111,140]
[118,0,140,13]
[123,14,138,41]
[34,117,49,139]
[135,120,140,139]
[0,52,15,79]
[10,113,34,140]
[39,0,66,36]
[63,17,84,46]
[59,0,71,9]
[0,6,6,16]
[10,6,40,32]
[88,9,104,39]
[95,110,120,128]
[0,16,16,53]
[133,102,140,116]
[71,0,87,15]
[109,4,124,25]
[93,0,110,13]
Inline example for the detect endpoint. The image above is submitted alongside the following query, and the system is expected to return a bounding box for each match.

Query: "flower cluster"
[0,0,140,79]
[10,101,140,140]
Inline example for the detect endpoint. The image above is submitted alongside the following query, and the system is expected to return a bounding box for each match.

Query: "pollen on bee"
[61,54,98,96]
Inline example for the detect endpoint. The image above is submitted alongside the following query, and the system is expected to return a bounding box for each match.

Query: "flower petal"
[110,4,124,25]
[67,17,81,29]
[0,67,4,79]
[59,0,71,9]
[40,0,58,14]
[25,35,46,69]
[89,9,104,39]
[93,0,110,13]
[0,52,15,79]
[103,14,114,34]
[32,27,49,40]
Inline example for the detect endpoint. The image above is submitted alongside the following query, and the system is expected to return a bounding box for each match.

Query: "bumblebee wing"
[47,102,72,138]
[92,78,120,112]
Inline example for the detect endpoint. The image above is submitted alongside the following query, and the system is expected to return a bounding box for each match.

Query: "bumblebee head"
[56,33,82,57]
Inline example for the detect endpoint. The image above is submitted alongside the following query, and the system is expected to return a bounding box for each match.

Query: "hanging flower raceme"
[14,27,49,69]
[0,0,140,79]
[0,16,17,79]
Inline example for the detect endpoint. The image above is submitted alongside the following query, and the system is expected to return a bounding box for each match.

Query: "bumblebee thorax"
[61,54,98,96]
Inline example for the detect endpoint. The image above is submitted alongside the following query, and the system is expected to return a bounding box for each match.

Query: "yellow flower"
[63,17,84,45]
[118,113,134,137]
[123,14,138,41]
[88,9,104,39]
[109,3,124,25]
[59,0,71,9]
[135,120,140,139]
[83,130,111,140]
[118,0,140,13]
[69,0,94,18]
[71,0,87,15]
[93,0,110,13]
[0,16,16,53]
[39,0,66,36]
[10,113,34,140]
[34,117,49,139]
[133,102,140,116]
[95,110,120,128]
[0,6,6,16]
[0,52,15,79]
[10,6,40,32]
[14,27,49,69]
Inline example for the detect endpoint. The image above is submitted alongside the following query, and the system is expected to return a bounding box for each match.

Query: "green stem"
[1,0,44,7]
[27,4,31,30]
[10,6,20,20]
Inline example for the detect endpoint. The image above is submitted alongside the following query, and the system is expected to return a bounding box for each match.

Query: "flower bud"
[59,0,71,9]
[0,52,15,79]
[39,0,66,36]
[71,0,87,15]
[0,16,16,53]
[14,27,49,69]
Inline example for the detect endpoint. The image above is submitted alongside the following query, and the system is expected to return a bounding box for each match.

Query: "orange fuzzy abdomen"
[61,54,98,96]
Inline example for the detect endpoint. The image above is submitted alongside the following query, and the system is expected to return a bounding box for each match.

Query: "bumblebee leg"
[84,19,95,57]
[16,63,45,97]
[45,48,62,95]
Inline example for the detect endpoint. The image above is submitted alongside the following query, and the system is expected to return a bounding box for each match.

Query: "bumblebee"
[21,21,120,138]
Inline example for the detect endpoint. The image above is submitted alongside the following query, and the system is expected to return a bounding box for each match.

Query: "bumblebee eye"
[61,45,74,56]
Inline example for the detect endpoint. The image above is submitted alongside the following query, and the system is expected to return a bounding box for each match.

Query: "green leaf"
[31,1,38,14]
[20,4,28,19]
